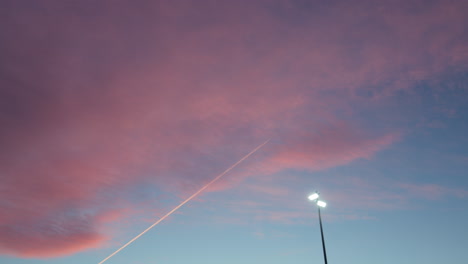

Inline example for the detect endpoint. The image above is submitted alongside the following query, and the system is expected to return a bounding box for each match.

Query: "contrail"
[98,139,270,264]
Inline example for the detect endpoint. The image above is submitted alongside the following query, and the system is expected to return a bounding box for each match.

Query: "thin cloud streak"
[98,139,270,264]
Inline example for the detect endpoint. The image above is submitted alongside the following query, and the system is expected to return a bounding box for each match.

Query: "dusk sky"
[1,0,468,263]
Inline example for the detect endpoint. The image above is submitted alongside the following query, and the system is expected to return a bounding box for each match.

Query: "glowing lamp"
[308,193,319,201]
[317,200,327,208]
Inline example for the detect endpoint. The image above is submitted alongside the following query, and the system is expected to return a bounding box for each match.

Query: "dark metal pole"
[318,206,328,264]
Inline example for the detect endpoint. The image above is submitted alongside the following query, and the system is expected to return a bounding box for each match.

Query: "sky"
[1,0,468,263]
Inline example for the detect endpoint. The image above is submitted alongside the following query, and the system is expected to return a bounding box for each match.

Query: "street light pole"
[318,206,328,264]
[308,192,329,264]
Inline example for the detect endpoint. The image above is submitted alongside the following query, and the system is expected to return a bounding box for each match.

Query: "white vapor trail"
[98,139,270,264]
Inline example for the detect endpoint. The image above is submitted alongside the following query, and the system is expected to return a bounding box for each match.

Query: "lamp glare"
[317,200,327,207]
[308,193,319,201]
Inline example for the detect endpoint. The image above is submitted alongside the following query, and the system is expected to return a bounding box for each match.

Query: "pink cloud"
[253,124,399,175]
[398,183,468,200]
[3,233,105,258]
[246,184,291,197]
[0,214,107,258]
[214,176,460,225]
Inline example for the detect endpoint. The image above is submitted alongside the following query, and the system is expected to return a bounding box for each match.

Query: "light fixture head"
[317,200,327,208]
[308,193,319,201]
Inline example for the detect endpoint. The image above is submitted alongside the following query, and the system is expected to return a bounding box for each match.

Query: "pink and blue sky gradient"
[1,0,468,263]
